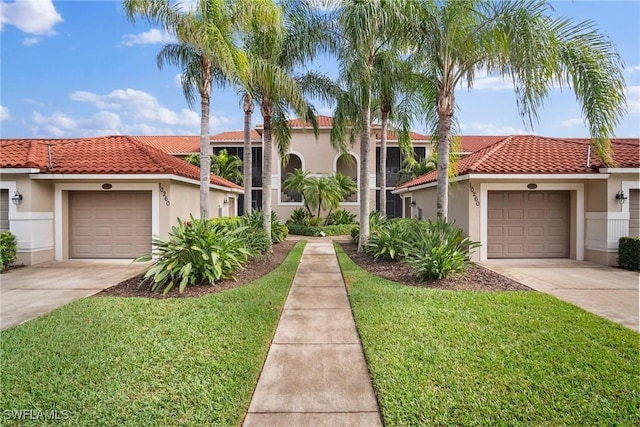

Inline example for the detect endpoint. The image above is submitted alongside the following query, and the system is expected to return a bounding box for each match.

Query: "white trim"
[0,168,40,174]
[585,211,629,220]
[600,168,640,174]
[29,173,243,193]
[479,183,584,262]
[393,172,608,194]
[54,183,159,261]
[0,181,19,222]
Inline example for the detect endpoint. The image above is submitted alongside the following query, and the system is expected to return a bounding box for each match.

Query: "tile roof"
[395,136,640,190]
[458,135,507,152]
[257,115,334,129]
[210,130,261,142]
[131,135,200,154]
[374,131,430,141]
[0,136,242,190]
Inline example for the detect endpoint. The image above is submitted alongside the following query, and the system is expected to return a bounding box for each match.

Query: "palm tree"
[124,0,280,218]
[242,92,254,214]
[184,149,244,184]
[282,168,313,215]
[408,0,626,219]
[329,0,409,251]
[243,0,329,250]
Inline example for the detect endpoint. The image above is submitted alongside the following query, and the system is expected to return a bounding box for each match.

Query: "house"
[0,136,242,265]
[393,135,640,266]
[208,115,433,219]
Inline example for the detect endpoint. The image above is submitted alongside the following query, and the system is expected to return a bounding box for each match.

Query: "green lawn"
[0,241,305,427]
[336,244,640,426]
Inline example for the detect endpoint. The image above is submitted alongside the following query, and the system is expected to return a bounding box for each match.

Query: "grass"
[336,243,640,426]
[0,241,305,427]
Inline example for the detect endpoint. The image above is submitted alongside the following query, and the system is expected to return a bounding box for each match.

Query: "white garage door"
[487,191,569,258]
[0,190,8,232]
[69,191,151,258]
[629,189,639,237]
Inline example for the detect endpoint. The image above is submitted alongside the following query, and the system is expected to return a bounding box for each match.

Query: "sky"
[0,0,639,140]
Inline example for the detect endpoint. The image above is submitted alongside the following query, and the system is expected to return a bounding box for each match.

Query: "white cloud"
[625,65,640,74]
[470,75,514,91]
[627,86,640,114]
[21,98,45,107]
[561,118,584,128]
[0,0,62,35]
[0,105,11,121]
[174,73,185,88]
[119,28,175,47]
[460,122,528,135]
[22,36,40,46]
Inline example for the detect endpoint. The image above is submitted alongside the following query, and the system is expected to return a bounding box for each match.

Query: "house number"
[469,183,480,207]
[159,185,170,206]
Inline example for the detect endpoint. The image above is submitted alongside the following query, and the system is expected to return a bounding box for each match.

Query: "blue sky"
[1,0,638,139]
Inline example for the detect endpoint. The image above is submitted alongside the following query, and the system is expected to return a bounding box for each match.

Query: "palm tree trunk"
[199,92,211,219]
[261,100,273,252]
[243,93,253,215]
[436,88,454,220]
[358,97,371,252]
[379,109,388,217]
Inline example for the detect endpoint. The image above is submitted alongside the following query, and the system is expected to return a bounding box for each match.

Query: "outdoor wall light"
[223,198,229,205]
[409,200,417,206]
[616,190,628,204]
[11,191,23,205]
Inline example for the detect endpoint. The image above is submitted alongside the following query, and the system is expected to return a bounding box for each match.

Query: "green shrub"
[351,225,360,243]
[288,208,311,226]
[366,220,411,261]
[137,216,251,294]
[327,209,357,225]
[403,218,481,280]
[287,224,322,236]
[0,231,18,272]
[242,210,288,243]
[307,216,323,227]
[209,216,241,227]
[618,237,640,271]
[321,224,358,236]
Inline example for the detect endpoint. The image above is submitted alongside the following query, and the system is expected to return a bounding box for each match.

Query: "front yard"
[0,241,304,426]
[336,244,639,426]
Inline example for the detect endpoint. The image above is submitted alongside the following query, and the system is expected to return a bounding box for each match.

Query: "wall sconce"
[616,190,628,204]
[409,199,416,207]
[11,191,23,205]
[223,198,229,205]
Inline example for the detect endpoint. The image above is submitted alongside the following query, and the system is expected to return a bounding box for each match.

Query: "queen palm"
[124,0,280,218]
[408,0,626,219]
[329,0,409,251]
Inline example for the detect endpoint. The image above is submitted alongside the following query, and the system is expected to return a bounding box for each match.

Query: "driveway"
[481,259,639,332]
[0,260,149,331]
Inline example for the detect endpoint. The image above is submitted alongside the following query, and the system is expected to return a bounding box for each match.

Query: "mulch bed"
[96,238,530,299]
[96,240,297,299]
[339,242,531,291]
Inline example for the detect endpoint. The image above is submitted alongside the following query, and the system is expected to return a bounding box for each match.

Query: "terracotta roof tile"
[374,131,430,141]
[131,135,200,154]
[0,136,242,190]
[396,136,640,190]
[258,115,334,128]
[210,130,261,142]
[458,135,507,152]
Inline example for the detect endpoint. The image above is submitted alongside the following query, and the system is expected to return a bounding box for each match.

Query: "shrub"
[351,226,360,243]
[618,237,640,271]
[327,209,357,225]
[0,231,18,272]
[137,216,251,294]
[403,218,481,280]
[286,224,322,236]
[366,220,411,261]
[288,208,311,226]
[242,210,288,243]
[322,224,358,236]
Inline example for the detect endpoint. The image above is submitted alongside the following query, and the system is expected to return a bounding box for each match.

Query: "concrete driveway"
[481,259,639,332]
[0,260,149,331]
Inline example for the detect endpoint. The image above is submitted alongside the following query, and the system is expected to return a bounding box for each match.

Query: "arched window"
[281,153,303,203]
[335,153,358,203]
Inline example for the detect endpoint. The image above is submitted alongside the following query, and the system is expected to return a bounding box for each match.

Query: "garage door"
[69,191,151,258]
[0,190,8,231]
[487,191,569,258]
[629,189,639,237]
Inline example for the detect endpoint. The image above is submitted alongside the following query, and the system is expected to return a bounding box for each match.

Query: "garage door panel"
[488,191,569,258]
[630,190,639,237]
[70,191,151,259]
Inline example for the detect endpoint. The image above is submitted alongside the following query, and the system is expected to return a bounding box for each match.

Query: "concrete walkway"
[0,259,149,330]
[481,259,639,332]
[243,240,382,426]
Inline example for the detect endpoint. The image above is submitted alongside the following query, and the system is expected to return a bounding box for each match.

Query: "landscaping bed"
[97,239,296,298]
[339,241,531,291]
